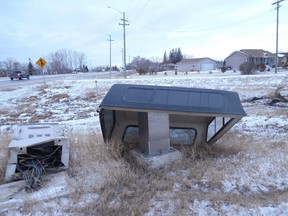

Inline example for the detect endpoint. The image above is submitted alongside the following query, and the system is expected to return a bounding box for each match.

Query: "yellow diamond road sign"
[36,57,47,67]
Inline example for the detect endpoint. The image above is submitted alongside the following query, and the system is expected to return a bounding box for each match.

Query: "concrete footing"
[130,148,182,169]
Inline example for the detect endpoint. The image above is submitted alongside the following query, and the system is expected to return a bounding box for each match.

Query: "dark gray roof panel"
[100,84,246,116]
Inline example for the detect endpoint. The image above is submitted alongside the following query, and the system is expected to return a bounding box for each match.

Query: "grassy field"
[0,71,287,215]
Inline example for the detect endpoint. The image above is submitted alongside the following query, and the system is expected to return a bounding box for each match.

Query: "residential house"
[225,49,275,69]
[279,52,288,67]
[176,58,217,72]
[160,63,176,71]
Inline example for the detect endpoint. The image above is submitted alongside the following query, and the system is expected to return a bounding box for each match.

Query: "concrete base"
[130,148,182,169]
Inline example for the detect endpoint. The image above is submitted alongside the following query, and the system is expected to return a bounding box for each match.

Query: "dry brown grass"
[244,104,288,117]
[159,130,288,211]
[50,93,70,102]
[28,112,53,123]
[19,95,39,104]
[0,108,10,116]
[0,127,287,215]
[0,134,11,184]
[1,96,287,214]
[65,130,162,215]
[64,130,267,215]
[1,75,287,214]
[36,83,50,94]
[21,198,43,215]
[84,88,98,101]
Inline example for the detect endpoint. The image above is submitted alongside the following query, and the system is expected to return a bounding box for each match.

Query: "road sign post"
[36,57,47,85]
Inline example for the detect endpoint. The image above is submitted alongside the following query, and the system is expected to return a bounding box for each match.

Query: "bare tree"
[128,56,154,74]
[46,52,62,73]
[5,58,16,70]
[72,51,79,69]
[13,61,21,70]
[77,52,86,71]
[150,56,162,63]
[2,49,87,74]
[150,56,161,72]
[46,49,87,73]
[0,58,27,72]
[67,50,73,69]
[0,61,4,70]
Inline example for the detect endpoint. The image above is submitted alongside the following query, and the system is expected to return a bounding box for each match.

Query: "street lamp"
[108,6,129,78]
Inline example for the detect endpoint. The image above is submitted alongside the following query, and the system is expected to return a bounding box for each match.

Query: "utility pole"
[272,0,285,74]
[121,48,124,69]
[107,34,114,76]
[108,6,129,78]
[119,12,129,78]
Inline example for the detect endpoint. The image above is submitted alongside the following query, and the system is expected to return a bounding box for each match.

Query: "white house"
[225,49,275,69]
[176,58,217,72]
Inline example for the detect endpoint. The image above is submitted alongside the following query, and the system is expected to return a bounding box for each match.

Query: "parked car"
[8,70,30,80]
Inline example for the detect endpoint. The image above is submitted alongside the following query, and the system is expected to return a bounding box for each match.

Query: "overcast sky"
[0,0,287,67]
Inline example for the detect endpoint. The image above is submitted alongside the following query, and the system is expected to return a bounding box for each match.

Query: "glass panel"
[224,117,231,124]
[123,126,139,145]
[207,116,232,142]
[123,126,197,146]
[170,128,197,145]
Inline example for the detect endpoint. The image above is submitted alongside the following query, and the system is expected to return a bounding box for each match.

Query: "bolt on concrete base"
[130,147,182,170]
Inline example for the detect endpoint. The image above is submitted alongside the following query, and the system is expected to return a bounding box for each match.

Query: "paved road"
[0,72,116,91]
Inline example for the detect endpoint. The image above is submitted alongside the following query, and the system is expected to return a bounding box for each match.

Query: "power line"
[129,10,270,34]
[127,0,141,20]
[128,0,151,21]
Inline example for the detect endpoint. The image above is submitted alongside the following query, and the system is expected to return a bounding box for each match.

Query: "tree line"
[0,47,185,76]
[46,49,87,74]
[0,49,88,75]
[127,48,184,75]
[163,48,183,64]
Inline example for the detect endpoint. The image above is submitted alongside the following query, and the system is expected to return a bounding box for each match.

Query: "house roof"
[99,84,246,116]
[239,49,275,58]
[177,57,216,64]
[225,51,246,60]
[279,52,288,57]
[225,49,276,60]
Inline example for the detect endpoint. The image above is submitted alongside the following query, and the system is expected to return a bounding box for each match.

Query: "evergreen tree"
[163,51,168,64]
[176,48,183,63]
[169,48,178,64]
[112,65,119,71]
[27,58,35,75]
[169,49,173,63]
[164,48,184,64]
[168,50,172,63]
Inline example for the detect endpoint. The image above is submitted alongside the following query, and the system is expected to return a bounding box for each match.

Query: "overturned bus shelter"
[99,84,246,166]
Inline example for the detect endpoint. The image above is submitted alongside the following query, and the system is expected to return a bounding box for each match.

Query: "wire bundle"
[16,145,63,191]
[20,160,43,190]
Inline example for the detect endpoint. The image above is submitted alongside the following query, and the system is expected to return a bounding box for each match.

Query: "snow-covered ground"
[0,69,288,215]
